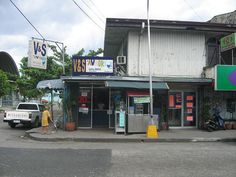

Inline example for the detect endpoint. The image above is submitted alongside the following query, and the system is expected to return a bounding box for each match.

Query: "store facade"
[102,18,236,129]
[62,56,169,131]
[60,55,170,132]
[61,18,236,131]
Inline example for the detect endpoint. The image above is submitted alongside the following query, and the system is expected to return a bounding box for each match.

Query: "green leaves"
[0,70,10,97]
[16,47,103,100]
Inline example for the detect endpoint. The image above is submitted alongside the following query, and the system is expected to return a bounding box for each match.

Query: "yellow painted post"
[146,124,158,138]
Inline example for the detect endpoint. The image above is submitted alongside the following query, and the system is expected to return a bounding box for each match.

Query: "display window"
[127,91,150,115]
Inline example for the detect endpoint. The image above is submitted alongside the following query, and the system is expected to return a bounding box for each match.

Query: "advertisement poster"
[119,111,125,127]
[72,56,113,75]
[168,93,182,109]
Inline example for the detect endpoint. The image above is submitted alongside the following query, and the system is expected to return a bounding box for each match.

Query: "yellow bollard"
[146,125,158,138]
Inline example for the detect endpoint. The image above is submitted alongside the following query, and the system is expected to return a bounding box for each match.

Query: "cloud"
[64,21,104,55]
[1,0,236,69]
[0,34,29,66]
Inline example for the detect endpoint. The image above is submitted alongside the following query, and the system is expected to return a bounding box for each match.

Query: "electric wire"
[9,0,45,40]
[183,0,204,21]
[79,0,105,24]
[10,0,64,70]
[72,0,105,31]
[86,0,106,18]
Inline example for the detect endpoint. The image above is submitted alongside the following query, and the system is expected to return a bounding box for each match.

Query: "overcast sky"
[0,0,235,68]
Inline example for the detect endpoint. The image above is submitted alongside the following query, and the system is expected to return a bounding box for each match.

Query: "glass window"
[168,92,182,126]
[128,96,149,114]
[17,104,38,110]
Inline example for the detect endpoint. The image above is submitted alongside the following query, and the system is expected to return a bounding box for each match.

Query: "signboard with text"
[220,33,236,52]
[72,56,113,76]
[28,39,48,69]
[215,65,236,91]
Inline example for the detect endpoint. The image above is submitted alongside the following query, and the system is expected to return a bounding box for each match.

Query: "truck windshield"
[17,104,38,110]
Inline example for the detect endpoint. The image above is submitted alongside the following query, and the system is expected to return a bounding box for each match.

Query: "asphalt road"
[0,114,236,177]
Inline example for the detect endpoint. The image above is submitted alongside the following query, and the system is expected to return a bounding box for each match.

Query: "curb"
[25,132,236,143]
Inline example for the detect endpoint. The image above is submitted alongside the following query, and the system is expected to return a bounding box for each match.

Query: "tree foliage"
[0,70,10,98]
[17,56,63,100]
[16,46,104,100]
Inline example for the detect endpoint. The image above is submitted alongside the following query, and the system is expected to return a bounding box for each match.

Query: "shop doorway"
[168,91,196,127]
[93,88,109,128]
[78,88,92,128]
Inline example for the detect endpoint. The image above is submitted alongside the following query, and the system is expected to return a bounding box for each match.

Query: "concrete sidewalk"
[25,128,236,143]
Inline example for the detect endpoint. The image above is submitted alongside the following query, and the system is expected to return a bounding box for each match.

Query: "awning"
[105,81,169,90]
[37,79,64,89]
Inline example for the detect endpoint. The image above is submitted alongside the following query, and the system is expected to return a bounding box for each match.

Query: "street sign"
[28,39,48,69]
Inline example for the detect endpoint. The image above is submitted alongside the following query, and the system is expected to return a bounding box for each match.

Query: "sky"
[0,0,235,68]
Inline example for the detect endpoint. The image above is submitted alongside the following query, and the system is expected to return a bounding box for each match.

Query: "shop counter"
[127,114,158,133]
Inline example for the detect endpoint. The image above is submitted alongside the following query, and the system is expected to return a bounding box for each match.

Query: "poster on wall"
[28,39,48,69]
[119,111,125,127]
[72,56,113,76]
[185,93,195,122]
[168,93,182,109]
[78,90,90,114]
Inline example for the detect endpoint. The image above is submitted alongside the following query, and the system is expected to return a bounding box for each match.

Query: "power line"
[10,0,45,39]
[72,0,105,31]
[183,0,204,21]
[79,0,105,25]
[86,0,106,19]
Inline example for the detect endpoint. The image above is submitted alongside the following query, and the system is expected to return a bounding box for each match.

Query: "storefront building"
[62,18,236,131]
[62,56,169,132]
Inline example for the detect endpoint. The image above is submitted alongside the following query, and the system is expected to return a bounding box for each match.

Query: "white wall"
[127,30,206,78]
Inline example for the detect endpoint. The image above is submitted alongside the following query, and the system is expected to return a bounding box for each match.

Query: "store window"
[168,91,196,127]
[183,92,196,126]
[128,96,150,114]
[127,91,150,115]
[168,92,182,126]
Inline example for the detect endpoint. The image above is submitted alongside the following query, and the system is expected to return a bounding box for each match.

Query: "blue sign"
[119,111,125,127]
[72,56,113,76]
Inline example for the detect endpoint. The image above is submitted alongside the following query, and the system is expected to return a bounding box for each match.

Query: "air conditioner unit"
[116,56,126,65]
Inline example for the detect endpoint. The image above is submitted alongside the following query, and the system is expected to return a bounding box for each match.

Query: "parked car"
[3,102,45,128]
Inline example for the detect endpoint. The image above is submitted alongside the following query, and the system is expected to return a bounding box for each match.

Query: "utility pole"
[146,0,158,138]
[147,0,153,121]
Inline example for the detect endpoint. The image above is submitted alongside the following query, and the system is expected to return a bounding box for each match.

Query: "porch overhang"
[37,79,64,89]
[105,81,169,90]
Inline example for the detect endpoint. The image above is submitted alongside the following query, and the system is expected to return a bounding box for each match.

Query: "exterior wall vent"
[116,56,126,65]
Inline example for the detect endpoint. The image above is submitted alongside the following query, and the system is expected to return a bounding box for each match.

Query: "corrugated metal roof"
[37,79,64,89]
[105,81,169,89]
[209,10,236,24]
[104,18,236,58]
[0,51,19,76]
[61,75,212,84]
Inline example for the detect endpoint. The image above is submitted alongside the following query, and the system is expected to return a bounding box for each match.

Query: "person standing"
[41,106,52,134]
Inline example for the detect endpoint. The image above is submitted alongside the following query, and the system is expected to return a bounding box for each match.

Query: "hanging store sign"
[72,56,113,76]
[28,39,48,69]
[220,33,236,52]
[215,65,236,91]
[134,96,150,104]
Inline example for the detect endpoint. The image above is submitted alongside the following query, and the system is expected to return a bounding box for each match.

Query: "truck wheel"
[8,122,16,128]
[33,117,40,128]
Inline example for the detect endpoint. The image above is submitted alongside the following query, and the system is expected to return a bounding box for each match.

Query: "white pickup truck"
[3,102,45,128]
